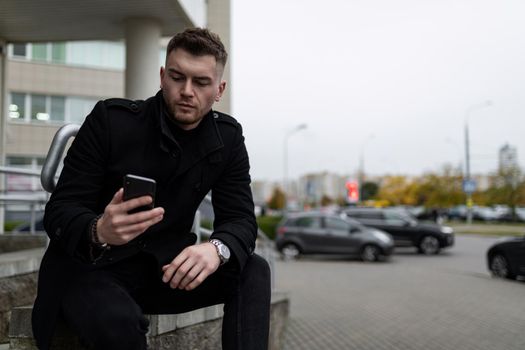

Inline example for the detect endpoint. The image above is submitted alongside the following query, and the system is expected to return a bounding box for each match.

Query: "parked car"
[275,212,394,262]
[447,205,467,221]
[487,236,525,280]
[344,207,454,254]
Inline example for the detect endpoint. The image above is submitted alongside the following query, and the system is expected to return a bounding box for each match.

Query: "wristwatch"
[209,239,231,265]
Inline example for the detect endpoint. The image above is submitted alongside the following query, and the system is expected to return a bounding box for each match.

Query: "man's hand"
[96,188,164,246]
[162,243,220,291]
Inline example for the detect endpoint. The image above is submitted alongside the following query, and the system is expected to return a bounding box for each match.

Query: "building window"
[12,44,27,57]
[51,43,66,63]
[30,94,48,121]
[8,41,126,69]
[31,43,48,61]
[67,97,98,124]
[50,96,66,122]
[9,93,26,119]
[9,92,96,125]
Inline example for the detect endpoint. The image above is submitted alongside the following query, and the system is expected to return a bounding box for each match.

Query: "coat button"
[130,102,139,111]
[213,112,219,119]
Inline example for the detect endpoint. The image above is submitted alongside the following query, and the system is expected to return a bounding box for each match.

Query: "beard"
[163,96,202,129]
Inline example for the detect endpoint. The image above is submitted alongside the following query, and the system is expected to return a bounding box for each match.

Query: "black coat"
[32,91,257,349]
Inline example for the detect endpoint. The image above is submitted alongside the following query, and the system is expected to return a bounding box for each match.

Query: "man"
[32,28,271,350]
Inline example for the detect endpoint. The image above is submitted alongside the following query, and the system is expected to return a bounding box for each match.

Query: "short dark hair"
[166,27,228,67]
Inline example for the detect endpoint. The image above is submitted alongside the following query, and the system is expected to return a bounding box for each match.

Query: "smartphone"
[122,174,156,214]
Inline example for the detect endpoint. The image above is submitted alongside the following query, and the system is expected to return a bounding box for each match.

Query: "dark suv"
[275,211,394,262]
[344,207,454,254]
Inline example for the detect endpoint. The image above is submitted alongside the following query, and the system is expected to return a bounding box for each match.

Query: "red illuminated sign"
[345,181,359,203]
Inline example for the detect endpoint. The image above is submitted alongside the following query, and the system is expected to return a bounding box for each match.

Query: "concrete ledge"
[8,291,290,350]
[0,249,44,279]
[0,236,47,254]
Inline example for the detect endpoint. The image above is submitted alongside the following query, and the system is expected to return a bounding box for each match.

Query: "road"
[274,235,525,350]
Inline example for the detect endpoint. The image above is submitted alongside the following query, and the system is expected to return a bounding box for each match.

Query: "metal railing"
[0,166,48,234]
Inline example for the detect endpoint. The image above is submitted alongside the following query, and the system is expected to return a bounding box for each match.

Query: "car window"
[384,211,404,220]
[294,216,322,228]
[383,210,410,225]
[358,211,382,220]
[325,217,350,231]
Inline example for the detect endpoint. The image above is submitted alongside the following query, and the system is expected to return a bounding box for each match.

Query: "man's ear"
[159,67,165,89]
[215,81,226,102]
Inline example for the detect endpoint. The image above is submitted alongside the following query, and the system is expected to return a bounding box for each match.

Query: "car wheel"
[490,254,516,279]
[280,243,301,260]
[361,244,380,262]
[418,236,440,255]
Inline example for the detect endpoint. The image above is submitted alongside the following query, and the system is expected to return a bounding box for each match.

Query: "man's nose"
[181,81,194,96]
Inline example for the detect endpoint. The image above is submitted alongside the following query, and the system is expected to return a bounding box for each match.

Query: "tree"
[361,181,379,201]
[267,187,286,210]
[320,195,333,206]
[482,166,525,217]
[376,176,418,206]
[416,166,464,207]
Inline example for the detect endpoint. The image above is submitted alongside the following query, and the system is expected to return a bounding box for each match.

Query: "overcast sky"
[230,0,525,182]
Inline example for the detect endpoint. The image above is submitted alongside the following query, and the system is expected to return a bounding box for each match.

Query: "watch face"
[219,244,231,260]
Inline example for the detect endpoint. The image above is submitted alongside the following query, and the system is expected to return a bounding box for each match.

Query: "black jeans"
[60,253,271,350]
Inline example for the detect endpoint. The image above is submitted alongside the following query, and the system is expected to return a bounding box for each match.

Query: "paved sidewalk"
[276,236,525,350]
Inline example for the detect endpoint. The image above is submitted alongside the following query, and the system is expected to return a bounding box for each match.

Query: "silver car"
[275,211,394,262]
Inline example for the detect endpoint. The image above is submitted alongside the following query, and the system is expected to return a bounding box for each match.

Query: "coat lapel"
[174,111,224,178]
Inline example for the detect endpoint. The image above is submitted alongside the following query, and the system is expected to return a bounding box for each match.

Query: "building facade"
[1,0,231,225]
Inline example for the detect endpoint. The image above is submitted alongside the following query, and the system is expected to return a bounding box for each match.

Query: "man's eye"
[171,76,184,82]
[195,81,210,87]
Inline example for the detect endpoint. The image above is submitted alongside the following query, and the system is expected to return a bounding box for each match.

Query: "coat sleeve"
[43,101,110,258]
[210,124,257,272]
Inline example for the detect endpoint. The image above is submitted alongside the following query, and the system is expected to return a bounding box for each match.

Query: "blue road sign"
[463,179,477,193]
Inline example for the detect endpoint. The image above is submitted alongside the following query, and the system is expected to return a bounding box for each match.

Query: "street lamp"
[464,100,492,225]
[283,124,307,205]
[359,134,375,201]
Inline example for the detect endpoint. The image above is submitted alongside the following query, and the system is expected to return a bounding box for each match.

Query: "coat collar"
[156,91,224,177]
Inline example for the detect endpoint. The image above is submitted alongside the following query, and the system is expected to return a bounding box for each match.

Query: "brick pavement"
[275,235,525,350]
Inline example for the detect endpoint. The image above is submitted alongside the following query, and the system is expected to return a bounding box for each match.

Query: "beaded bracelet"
[90,214,107,249]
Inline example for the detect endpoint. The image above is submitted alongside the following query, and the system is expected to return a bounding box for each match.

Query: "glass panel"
[50,96,65,122]
[12,44,27,57]
[32,43,48,61]
[31,94,48,121]
[67,41,124,69]
[295,217,321,228]
[9,93,26,120]
[67,97,97,123]
[325,218,350,231]
[361,211,382,219]
[51,42,66,63]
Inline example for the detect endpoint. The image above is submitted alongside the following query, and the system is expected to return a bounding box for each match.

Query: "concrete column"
[0,38,6,232]
[125,19,162,100]
[207,0,231,114]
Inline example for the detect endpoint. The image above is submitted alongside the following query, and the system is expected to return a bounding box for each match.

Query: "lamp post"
[283,124,307,206]
[464,100,492,225]
[359,134,375,201]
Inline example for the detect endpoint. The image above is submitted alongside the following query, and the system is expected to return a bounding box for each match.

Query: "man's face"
[160,49,226,130]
